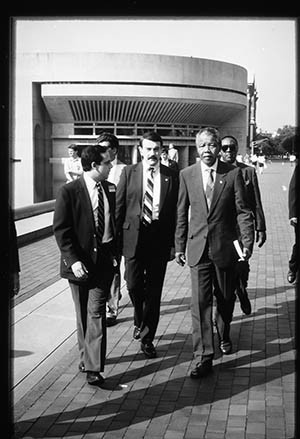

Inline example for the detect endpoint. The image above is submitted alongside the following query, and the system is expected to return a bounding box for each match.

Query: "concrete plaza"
[12,161,297,439]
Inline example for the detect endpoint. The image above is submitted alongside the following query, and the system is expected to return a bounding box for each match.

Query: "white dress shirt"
[200,159,218,193]
[108,157,126,186]
[83,173,113,243]
[142,161,161,221]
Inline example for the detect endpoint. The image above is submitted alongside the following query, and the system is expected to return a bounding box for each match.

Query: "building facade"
[12,52,249,208]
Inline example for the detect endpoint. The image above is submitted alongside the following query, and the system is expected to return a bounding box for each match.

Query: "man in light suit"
[96,132,126,326]
[53,145,117,387]
[116,131,179,359]
[220,135,266,315]
[175,127,254,378]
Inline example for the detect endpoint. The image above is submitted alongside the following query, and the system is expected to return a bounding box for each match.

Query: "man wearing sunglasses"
[220,135,267,315]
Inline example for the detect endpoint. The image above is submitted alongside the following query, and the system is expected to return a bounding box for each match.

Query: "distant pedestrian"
[168,143,179,162]
[160,148,179,172]
[257,154,266,174]
[64,144,83,183]
[250,152,258,169]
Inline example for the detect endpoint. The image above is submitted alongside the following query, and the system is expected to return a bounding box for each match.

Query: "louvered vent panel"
[68,99,239,125]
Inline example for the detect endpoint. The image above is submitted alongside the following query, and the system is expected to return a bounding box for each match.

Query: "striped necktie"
[142,167,155,226]
[205,168,214,210]
[96,182,105,245]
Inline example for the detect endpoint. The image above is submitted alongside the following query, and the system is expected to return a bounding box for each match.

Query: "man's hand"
[71,261,89,279]
[175,252,186,266]
[290,217,297,227]
[256,230,266,248]
[242,247,252,261]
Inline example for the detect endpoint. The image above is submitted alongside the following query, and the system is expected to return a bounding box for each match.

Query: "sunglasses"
[221,145,237,152]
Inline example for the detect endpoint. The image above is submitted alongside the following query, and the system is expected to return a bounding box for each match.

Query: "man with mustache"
[116,131,179,358]
[175,127,254,378]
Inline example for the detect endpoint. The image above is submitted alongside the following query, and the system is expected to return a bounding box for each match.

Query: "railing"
[14,200,56,220]
[14,200,56,247]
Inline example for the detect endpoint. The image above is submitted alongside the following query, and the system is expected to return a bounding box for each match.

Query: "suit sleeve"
[115,166,127,234]
[234,169,255,253]
[175,171,190,253]
[10,211,20,274]
[288,166,297,219]
[53,185,79,268]
[251,168,266,231]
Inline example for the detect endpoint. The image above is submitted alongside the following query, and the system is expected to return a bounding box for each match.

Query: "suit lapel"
[194,164,208,213]
[133,162,144,207]
[102,180,116,236]
[78,177,96,231]
[208,161,228,215]
[159,165,170,211]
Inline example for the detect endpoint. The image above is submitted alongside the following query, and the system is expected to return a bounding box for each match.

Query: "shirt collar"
[142,160,160,174]
[83,172,99,191]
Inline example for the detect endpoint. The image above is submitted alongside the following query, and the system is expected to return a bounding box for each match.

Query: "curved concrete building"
[12,52,248,208]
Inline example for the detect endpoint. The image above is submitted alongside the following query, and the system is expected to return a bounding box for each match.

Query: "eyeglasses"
[221,145,237,152]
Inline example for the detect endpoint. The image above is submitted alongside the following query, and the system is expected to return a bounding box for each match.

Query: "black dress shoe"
[220,339,232,355]
[141,341,157,358]
[78,361,85,372]
[133,326,141,340]
[236,285,252,315]
[106,315,117,327]
[86,371,105,387]
[190,361,212,379]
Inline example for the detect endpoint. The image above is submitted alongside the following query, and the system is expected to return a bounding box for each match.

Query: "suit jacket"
[288,163,298,219]
[237,162,266,231]
[53,176,116,283]
[10,207,20,274]
[175,160,254,268]
[116,162,179,259]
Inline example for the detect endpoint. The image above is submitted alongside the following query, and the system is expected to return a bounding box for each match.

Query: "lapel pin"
[220,180,223,184]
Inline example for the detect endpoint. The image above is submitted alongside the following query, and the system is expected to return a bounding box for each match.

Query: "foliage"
[254,125,296,156]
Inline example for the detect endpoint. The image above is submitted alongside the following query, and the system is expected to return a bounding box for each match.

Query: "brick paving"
[12,162,297,438]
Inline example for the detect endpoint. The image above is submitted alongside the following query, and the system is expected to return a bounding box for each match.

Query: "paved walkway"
[12,162,297,439]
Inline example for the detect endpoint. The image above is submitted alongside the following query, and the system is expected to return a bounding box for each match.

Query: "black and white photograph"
[8,17,298,439]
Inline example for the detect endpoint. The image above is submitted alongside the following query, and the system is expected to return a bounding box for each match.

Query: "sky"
[15,18,297,134]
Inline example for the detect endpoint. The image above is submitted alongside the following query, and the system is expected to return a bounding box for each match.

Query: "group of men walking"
[53,127,266,387]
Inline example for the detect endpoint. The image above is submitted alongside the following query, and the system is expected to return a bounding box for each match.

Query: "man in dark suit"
[220,135,267,315]
[116,131,179,359]
[175,127,254,378]
[9,206,20,297]
[287,157,298,284]
[160,148,179,173]
[53,145,117,387]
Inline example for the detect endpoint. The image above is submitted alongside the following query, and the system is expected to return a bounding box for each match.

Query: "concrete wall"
[13,51,248,208]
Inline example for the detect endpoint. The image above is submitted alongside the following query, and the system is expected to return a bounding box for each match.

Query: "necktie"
[96,182,105,245]
[142,167,154,226]
[205,168,214,210]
